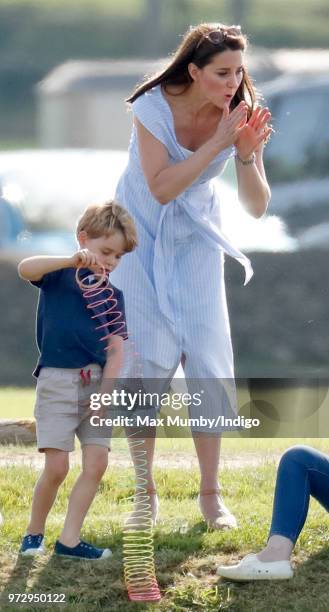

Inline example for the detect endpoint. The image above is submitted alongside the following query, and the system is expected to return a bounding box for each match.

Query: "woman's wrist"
[235,151,256,165]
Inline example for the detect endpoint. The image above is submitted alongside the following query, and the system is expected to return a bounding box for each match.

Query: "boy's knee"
[44,454,69,484]
[84,458,108,481]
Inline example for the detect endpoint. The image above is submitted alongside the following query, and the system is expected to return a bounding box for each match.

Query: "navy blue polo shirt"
[31,268,128,377]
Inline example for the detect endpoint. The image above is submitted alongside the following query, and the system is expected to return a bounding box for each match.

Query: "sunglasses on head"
[195,26,242,51]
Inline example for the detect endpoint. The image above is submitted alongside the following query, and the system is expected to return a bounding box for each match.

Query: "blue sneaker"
[20,534,45,556]
[54,539,112,560]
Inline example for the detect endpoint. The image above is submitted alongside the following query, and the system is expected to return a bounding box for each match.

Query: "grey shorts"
[34,364,111,452]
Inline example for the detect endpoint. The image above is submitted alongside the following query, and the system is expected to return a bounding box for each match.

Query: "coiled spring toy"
[76,266,161,602]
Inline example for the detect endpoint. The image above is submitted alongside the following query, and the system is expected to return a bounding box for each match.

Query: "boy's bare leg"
[26,449,69,535]
[59,445,108,547]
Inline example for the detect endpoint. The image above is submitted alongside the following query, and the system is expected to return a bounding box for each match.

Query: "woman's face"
[192,49,244,109]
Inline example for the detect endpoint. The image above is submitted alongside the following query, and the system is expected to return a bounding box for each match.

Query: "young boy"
[18,200,138,559]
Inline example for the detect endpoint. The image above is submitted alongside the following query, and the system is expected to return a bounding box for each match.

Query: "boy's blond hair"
[76,200,138,252]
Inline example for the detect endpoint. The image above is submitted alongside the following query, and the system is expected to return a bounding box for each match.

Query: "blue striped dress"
[111,85,253,422]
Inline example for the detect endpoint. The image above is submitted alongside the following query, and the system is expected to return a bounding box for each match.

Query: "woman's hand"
[235,106,272,160]
[210,101,248,151]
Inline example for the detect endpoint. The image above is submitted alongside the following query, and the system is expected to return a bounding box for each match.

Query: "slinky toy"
[76,266,161,602]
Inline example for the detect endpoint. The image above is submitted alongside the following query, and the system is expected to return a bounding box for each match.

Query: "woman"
[111,22,271,529]
[217,445,329,579]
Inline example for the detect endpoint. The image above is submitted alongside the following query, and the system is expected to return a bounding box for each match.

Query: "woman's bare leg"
[193,434,221,491]
[180,352,234,525]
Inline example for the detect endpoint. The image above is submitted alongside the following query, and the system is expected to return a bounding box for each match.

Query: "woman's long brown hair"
[126,23,257,118]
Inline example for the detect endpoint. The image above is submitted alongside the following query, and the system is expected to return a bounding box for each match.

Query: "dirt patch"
[0,449,281,470]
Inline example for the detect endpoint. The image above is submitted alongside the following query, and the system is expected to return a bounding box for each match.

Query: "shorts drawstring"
[79,368,91,386]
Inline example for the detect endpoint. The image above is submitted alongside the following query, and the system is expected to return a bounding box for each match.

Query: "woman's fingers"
[227,108,247,138]
[253,109,271,131]
[256,127,273,145]
[256,112,271,130]
[249,106,271,130]
[248,106,262,127]
[222,101,245,121]
[235,113,248,131]
[229,107,247,128]
[220,101,245,126]
[222,102,230,118]
[229,101,248,120]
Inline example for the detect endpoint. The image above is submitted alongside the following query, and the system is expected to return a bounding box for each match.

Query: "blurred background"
[0,0,328,385]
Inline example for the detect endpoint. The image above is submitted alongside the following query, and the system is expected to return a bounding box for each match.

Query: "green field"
[0,0,327,30]
[0,0,141,11]
[0,389,35,419]
[1,460,329,611]
[1,385,329,609]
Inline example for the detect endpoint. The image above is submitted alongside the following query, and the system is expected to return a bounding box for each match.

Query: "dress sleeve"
[131,93,168,148]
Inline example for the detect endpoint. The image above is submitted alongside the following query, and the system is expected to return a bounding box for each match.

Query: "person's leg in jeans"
[258,445,329,562]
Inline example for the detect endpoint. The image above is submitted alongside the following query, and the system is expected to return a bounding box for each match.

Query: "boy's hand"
[70,249,103,272]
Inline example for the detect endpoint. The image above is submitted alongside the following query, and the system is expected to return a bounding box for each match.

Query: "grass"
[0,389,35,419]
[1,461,329,611]
[0,0,328,46]
[2,387,329,608]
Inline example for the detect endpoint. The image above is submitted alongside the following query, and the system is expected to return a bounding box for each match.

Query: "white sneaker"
[217,553,293,581]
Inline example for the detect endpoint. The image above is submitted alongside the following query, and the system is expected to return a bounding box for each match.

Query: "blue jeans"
[269,445,329,543]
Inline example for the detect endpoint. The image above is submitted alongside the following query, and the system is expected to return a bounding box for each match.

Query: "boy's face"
[78,230,126,273]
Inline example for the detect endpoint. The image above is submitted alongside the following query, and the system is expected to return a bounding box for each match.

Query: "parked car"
[262,73,329,246]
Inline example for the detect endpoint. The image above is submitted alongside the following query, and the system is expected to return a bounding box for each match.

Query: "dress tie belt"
[153,180,253,324]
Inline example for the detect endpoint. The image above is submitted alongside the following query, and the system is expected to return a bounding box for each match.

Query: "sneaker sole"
[20,547,45,557]
[219,573,293,581]
[54,550,112,561]
[217,569,293,581]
